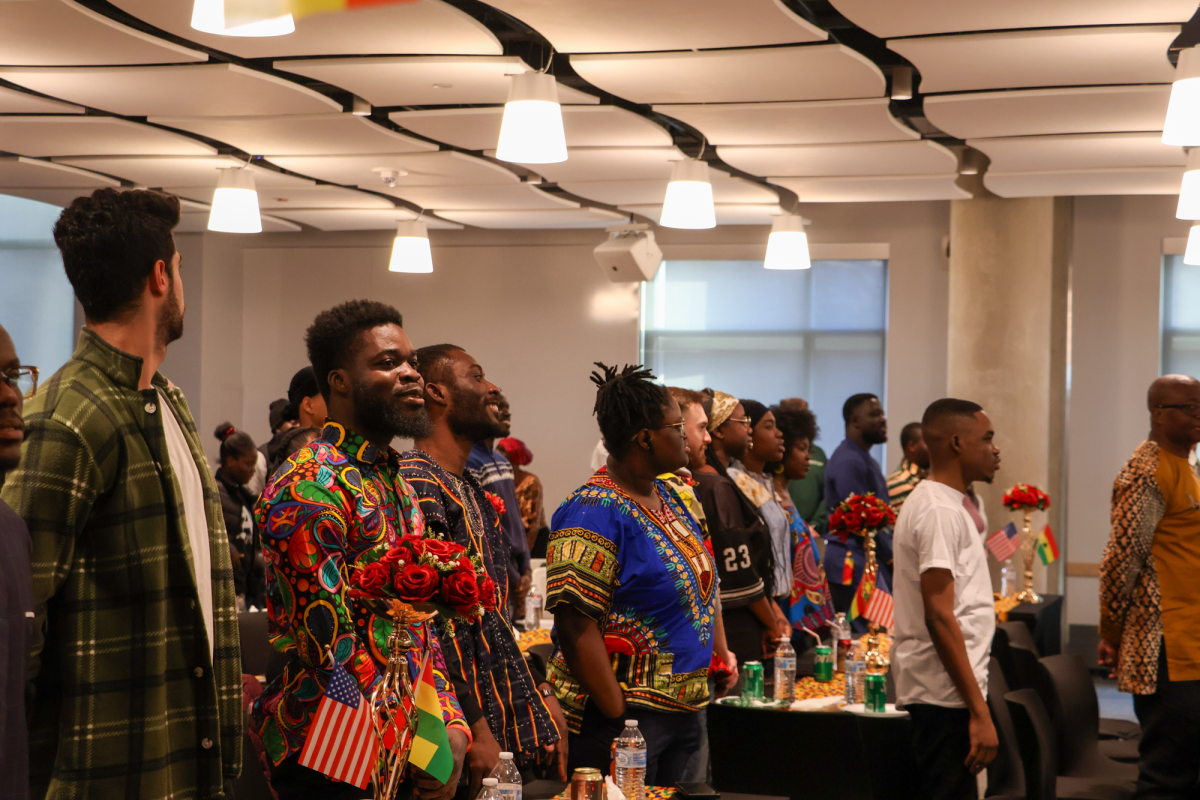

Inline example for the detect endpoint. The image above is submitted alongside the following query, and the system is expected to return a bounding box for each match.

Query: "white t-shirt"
[892,480,994,708]
[159,391,214,657]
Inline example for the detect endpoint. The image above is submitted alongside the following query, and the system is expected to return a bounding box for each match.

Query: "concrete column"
[947,196,1071,599]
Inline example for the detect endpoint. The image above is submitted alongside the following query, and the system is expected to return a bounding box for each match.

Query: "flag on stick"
[849,565,875,622]
[1037,525,1060,565]
[986,522,1020,562]
[408,649,454,784]
[863,567,894,631]
[297,657,377,790]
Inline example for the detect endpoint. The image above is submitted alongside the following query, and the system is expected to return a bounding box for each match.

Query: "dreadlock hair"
[590,362,670,459]
[213,422,256,463]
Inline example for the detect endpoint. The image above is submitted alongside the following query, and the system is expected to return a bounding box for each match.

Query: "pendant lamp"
[660,160,716,229]
[1178,149,1200,220]
[495,72,567,164]
[1186,223,1200,265]
[191,0,295,37]
[1165,46,1200,147]
[763,214,811,270]
[208,168,262,233]
[389,220,434,273]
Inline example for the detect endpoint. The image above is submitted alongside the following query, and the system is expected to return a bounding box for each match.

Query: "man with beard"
[1,189,243,799]
[400,345,566,797]
[822,393,893,631]
[251,301,470,800]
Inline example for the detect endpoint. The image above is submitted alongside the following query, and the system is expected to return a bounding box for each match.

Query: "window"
[0,195,75,380]
[1161,254,1200,377]
[641,258,888,456]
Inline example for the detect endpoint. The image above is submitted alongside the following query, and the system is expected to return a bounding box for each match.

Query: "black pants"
[906,704,978,800]
[270,754,374,800]
[568,701,703,787]
[1133,643,1200,799]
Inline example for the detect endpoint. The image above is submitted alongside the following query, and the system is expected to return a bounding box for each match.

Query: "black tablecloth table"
[1007,592,1063,656]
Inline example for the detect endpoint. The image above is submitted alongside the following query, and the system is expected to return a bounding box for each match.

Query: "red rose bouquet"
[349,533,496,626]
[1002,483,1050,512]
[827,492,897,543]
[485,491,506,516]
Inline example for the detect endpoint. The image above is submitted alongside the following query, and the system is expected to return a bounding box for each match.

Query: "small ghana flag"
[849,565,875,622]
[1037,525,1060,565]
[297,657,376,789]
[408,650,455,785]
[289,0,419,21]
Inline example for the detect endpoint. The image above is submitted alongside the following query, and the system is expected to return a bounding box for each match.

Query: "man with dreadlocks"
[545,363,717,786]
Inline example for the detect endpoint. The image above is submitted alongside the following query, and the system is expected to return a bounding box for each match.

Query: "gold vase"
[369,603,433,800]
[862,529,890,675]
[1013,509,1042,605]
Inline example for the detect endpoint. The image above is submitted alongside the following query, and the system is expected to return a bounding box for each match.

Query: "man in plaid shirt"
[1,189,242,799]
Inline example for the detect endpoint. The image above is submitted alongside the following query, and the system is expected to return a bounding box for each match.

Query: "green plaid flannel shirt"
[1,329,242,800]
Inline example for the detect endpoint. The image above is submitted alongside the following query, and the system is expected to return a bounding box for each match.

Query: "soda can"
[571,768,604,800]
[742,661,764,699]
[864,673,887,713]
[813,646,834,682]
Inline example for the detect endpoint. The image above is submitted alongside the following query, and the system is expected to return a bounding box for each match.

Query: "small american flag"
[864,568,894,631]
[985,522,1020,562]
[297,656,377,789]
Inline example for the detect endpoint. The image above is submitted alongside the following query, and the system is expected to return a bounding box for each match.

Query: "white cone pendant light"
[496,72,567,164]
[660,160,716,229]
[1177,149,1200,220]
[1186,223,1200,265]
[763,214,811,270]
[389,220,434,273]
[208,168,262,233]
[191,0,295,37]
[1165,46,1200,146]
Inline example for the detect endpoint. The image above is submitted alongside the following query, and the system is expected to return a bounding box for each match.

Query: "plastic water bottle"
[614,720,647,800]
[491,752,522,800]
[832,612,850,671]
[844,644,865,705]
[774,638,797,704]
[480,778,501,800]
[523,590,542,632]
[1000,559,1014,597]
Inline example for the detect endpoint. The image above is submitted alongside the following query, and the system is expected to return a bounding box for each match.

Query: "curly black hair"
[415,343,464,385]
[305,300,404,398]
[591,362,670,459]
[53,188,181,322]
[772,406,818,457]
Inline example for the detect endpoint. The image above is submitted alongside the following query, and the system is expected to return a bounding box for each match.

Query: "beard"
[863,428,887,446]
[352,380,433,441]
[446,387,505,443]
[156,281,184,348]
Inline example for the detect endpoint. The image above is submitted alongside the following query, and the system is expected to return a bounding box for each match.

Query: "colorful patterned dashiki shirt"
[400,450,559,755]
[776,487,835,632]
[546,469,717,732]
[251,423,467,767]
[886,458,928,511]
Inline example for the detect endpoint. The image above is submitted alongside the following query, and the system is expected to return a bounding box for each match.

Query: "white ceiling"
[266,208,462,231]
[967,132,1185,172]
[0,0,207,66]
[556,177,778,206]
[378,183,581,211]
[51,156,317,190]
[148,114,437,157]
[0,156,121,189]
[0,64,342,117]
[769,174,971,203]
[265,152,518,189]
[436,207,628,229]
[925,85,1173,140]
[168,185,396,210]
[984,168,1185,199]
[0,117,217,158]
[718,140,958,177]
[0,86,83,115]
[829,0,1197,39]
[275,56,598,107]
[621,203,785,226]
[491,147,686,183]
[571,45,885,104]
[177,210,303,234]
[482,0,826,53]
[108,0,502,59]
[654,98,919,146]
[890,26,1180,94]
[390,106,673,151]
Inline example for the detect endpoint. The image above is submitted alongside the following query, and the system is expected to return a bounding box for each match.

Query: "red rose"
[380,548,405,567]
[485,491,506,516]
[843,513,863,532]
[395,563,439,603]
[478,575,498,611]
[440,569,480,613]
[356,561,392,595]
[454,556,475,574]
[424,539,458,560]
[398,534,426,558]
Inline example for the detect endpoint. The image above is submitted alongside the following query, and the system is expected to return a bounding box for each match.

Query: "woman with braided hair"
[545,363,718,786]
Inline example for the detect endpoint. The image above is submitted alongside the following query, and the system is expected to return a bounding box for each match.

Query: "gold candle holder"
[370,603,434,800]
[863,529,890,675]
[1013,509,1042,605]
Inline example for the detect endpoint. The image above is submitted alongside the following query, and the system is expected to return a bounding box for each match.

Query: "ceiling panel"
[0,64,342,117]
[379,183,580,211]
[620,203,784,226]
[0,86,83,114]
[176,210,303,234]
[769,174,970,202]
[0,0,207,66]
[148,114,437,157]
[487,147,685,183]
[829,0,1195,39]
[0,117,216,157]
[166,185,395,210]
[924,85,1172,140]
[558,176,778,205]
[570,46,885,104]
[984,168,1184,198]
[52,156,317,189]
[436,207,628,229]
[390,106,672,151]
[0,156,121,189]
[967,132,1185,172]
[266,208,462,231]
[266,151,518,189]
[108,0,501,58]
[653,98,918,146]
[275,57,597,107]
[482,0,826,53]
[718,140,957,177]
[889,26,1179,94]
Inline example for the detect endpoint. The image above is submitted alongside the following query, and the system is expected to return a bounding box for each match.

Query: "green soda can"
[742,661,764,700]
[813,646,834,682]
[864,673,887,712]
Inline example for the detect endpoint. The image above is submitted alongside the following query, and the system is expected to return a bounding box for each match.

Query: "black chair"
[1035,655,1138,780]
[1008,639,1044,692]
[238,610,271,676]
[1098,718,1140,742]
[1006,689,1133,800]
[986,658,1025,798]
[1000,620,1040,654]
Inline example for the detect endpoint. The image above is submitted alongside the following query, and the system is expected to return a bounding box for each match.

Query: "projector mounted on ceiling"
[594,223,663,282]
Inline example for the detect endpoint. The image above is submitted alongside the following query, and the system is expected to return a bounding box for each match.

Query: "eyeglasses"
[656,420,687,435]
[732,416,752,428]
[1157,403,1200,417]
[1,366,38,399]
